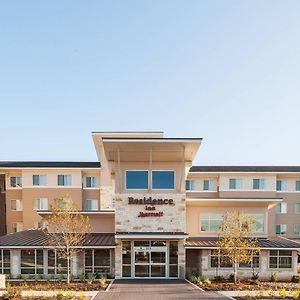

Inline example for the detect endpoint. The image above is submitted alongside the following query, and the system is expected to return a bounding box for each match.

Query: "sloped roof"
[185,236,300,249]
[190,166,300,173]
[0,161,100,168]
[0,229,115,248]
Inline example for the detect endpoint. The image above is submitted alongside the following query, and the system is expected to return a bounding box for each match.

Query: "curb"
[184,279,205,292]
[106,279,115,292]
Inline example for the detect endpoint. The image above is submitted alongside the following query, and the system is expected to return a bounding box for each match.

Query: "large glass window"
[186,180,196,191]
[0,250,10,274]
[246,214,265,233]
[276,180,287,191]
[126,171,148,190]
[296,181,300,191]
[239,252,260,268]
[169,241,178,277]
[276,202,287,214]
[33,175,47,186]
[85,249,110,274]
[57,175,72,186]
[10,176,22,187]
[269,250,292,269]
[200,213,223,232]
[210,250,232,268]
[86,176,97,188]
[253,178,266,190]
[122,241,132,277]
[276,224,287,235]
[229,178,243,190]
[33,198,48,210]
[152,171,175,190]
[21,250,36,274]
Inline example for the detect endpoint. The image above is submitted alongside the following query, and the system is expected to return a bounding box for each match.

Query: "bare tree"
[45,196,92,284]
[216,211,260,284]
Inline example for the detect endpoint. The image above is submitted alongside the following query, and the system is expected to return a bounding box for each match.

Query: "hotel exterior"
[0,131,299,280]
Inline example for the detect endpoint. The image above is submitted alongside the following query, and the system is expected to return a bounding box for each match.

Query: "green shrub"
[292,275,300,283]
[214,275,225,282]
[56,291,64,299]
[270,272,278,282]
[65,291,74,299]
[99,275,107,288]
[3,289,21,300]
[279,288,288,299]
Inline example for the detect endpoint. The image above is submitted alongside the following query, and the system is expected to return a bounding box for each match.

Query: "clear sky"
[0,1,300,165]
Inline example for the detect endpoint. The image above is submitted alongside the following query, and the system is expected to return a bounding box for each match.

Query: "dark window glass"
[94,250,110,266]
[85,250,93,267]
[126,171,148,189]
[21,249,35,274]
[152,171,174,189]
[169,241,178,277]
[48,250,55,274]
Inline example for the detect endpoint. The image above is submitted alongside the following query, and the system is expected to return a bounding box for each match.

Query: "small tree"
[216,211,260,284]
[46,196,92,284]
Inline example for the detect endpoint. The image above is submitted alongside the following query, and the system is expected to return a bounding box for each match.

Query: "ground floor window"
[210,250,232,268]
[48,250,67,275]
[169,241,178,277]
[84,249,110,275]
[239,253,260,268]
[21,249,43,274]
[269,250,292,269]
[0,250,10,274]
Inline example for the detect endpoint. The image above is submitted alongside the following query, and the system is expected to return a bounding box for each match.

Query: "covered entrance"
[121,240,179,278]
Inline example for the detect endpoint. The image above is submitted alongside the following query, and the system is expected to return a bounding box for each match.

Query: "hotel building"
[0,131,299,280]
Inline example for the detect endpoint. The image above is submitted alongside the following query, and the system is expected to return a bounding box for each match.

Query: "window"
[229,178,243,190]
[34,221,48,229]
[122,241,131,277]
[239,253,260,268]
[10,176,22,187]
[269,250,292,269]
[86,176,97,188]
[253,178,266,190]
[33,198,48,210]
[247,214,265,233]
[203,180,215,191]
[21,249,43,274]
[12,222,23,233]
[85,249,110,274]
[276,180,287,191]
[276,202,287,214]
[210,250,232,268]
[0,250,10,274]
[152,171,175,190]
[200,213,223,232]
[33,175,47,186]
[57,175,72,186]
[11,199,22,211]
[169,241,178,277]
[296,181,300,191]
[294,224,300,235]
[276,224,287,235]
[295,203,300,214]
[186,180,196,191]
[126,171,148,190]
[85,199,98,211]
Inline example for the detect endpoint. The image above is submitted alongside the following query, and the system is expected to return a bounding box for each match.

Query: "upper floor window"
[293,224,300,235]
[203,180,215,191]
[58,175,72,186]
[229,178,243,190]
[295,203,300,214]
[269,250,292,269]
[296,181,300,191]
[276,224,287,235]
[200,213,223,232]
[33,198,48,211]
[10,176,22,188]
[12,222,23,233]
[276,202,287,214]
[86,176,97,188]
[152,171,175,190]
[85,199,99,211]
[34,221,48,229]
[185,180,196,191]
[276,180,287,191]
[11,199,22,211]
[126,171,148,190]
[253,178,266,190]
[246,213,265,233]
[33,175,47,186]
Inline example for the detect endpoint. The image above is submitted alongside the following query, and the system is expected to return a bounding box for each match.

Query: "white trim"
[102,138,201,143]
[186,198,282,203]
[116,234,187,239]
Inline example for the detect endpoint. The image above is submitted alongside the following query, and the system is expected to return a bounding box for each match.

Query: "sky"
[0,1,300,165]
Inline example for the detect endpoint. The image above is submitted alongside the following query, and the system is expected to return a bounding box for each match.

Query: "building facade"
[0,132,299,280]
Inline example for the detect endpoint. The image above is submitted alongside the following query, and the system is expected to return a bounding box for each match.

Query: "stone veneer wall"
[100,186,114,210]
[114,193,186,233]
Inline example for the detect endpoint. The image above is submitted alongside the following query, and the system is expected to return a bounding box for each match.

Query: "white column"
[11,250,21,278]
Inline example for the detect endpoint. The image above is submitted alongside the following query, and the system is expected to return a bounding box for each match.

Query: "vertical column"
[43,249,48,275]
[260,250,268,280]
[115,239,122,279]
[178,240,186,279]
[11,250,21,278]
[110,249,115,277]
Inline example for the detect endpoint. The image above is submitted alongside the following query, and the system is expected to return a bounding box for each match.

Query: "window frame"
[151,170,175,190]
[246,213,265,233]
[11,199,23,211]
[210,250,232,269]
[84,249,111,275]
[185,180,196,191]
[33,198,48,211]
[269,250,293,269]
[200,213,223,232]
[276,224,287,235]
[125,170,149,190]
[10,176,22,188]
[20,249,44,275]
[85,199,99,211]
[253,178,266,190]
[0,250,10,275]
[293,224,300,235]
[276,180,288,191]
[229,178,243,190]
[57,175,72,186]
[295,203,300,214]
[276,202,287,214]
[203,180,215,191]
[32,175,47,186]
[85,176,97,188]
[295,180,300,191]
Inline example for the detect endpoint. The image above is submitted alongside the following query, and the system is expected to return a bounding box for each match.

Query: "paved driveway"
[95,279,230,300]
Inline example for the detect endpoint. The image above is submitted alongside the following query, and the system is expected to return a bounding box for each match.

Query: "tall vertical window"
[169,241,178,277]
[276,202,287,214]
[86,176,97,188]
[296,181,300,191]
[200,213,223,232]
[203,180,215,191]
[33,175,47,186]
[33,198,48,210]
[293,224,300,235]
[10,176,22,187]
[85,199,98,211]
[21,250,44,275]
[11,199,22,211]
[295,203,300,214]
[269,250,292,268]
[84,249,110,274]
[229,178,243,190]
[185,180,196,191]
[0,250,11,274]
[152,171,175,190]
[276,180,287,191]
[58,175,72,186]
[253,179,266,190]
[276,224,287,235]
[122,241,131,277]
[126,171,148,190]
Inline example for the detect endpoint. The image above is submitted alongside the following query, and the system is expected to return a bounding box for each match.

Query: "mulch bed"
[200,280,300,291]
[2,281,107,291]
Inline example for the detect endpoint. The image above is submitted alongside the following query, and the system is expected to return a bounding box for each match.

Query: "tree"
[45,196,92,284]
[216,211,260,284]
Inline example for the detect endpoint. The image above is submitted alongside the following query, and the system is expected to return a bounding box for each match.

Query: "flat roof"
[0,161,100,168]
[190,166,300,173]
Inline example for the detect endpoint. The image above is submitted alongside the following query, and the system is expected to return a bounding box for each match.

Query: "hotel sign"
[128,197,174,218]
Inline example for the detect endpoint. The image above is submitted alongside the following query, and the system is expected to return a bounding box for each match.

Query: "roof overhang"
[115,232,188,239]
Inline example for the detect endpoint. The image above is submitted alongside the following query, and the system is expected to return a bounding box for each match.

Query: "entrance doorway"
[122,240,178,279]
